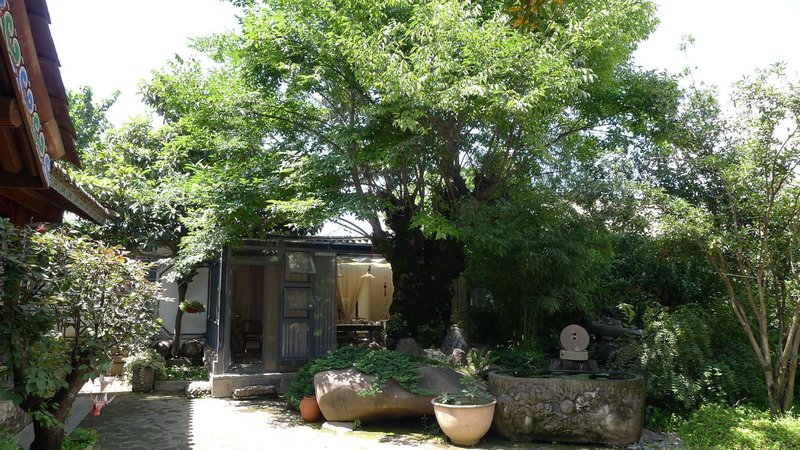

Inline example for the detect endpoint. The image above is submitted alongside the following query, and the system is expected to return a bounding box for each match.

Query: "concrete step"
[232,385,276,400]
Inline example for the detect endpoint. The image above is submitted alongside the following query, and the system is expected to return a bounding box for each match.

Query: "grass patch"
[679,403,800,449]
[0,427,18,450]
[163,364,208,381]
[62,428,97,450]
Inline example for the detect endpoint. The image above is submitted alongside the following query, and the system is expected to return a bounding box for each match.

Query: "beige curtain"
[336,263,364,320]
[336,260,394,321]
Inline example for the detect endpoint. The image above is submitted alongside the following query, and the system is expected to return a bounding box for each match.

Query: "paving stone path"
[72,392,682,450]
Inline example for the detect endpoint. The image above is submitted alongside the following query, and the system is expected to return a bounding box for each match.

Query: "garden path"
[17,383,684,449]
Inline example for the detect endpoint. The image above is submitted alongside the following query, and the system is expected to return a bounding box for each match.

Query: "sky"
[48,0,241,125]
[47,0,800,126]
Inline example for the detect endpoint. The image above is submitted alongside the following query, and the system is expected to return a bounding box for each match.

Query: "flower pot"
[131,367,155,392]
[432,399,496,446]
[299,395,321,422]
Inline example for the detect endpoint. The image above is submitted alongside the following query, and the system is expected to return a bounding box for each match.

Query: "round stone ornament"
[560,324,590,351]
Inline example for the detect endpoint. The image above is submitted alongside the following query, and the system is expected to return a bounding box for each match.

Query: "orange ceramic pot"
[299,395,321,422]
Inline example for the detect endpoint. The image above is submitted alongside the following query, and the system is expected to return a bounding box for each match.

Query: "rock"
[448,348,467,366]
[395,338,423,357]
[315,366,464,422]
[181,340,203,358]
[322,422,357,433]
[232,385,276,400]
[186,381,212,399]
[440,325,469,355]
[424,348,446,362]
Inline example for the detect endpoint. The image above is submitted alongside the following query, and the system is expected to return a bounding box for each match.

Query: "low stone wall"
[210,373,295,398]
[0,400,29,434]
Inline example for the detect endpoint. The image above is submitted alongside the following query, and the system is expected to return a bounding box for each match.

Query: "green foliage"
[414,323,447,350]
[163,364,209,381]
[434,376,494,406]
[285,346,436,410]
[61,428,97,450]
[179,300,205,314]
[643,405,685,432]
[465,348,498,380]
[679,404,800,450]
[124,349,168,381]
[602,232,724,311]
[0,220,160,446]
[147,0,673,344]
[67,86,119,153]
[608,302,766,413]
[0,428,18,450]
[653,64,800,415]
[458,188,614,346]
[490,345,547,375]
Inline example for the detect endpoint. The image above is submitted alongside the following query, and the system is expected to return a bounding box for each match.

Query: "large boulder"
[395,338,423,357]
[440,325,469,355]
[315,366,464,422]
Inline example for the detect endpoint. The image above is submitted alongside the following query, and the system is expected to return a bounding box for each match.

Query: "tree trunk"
[376,210,465,348]
[31,420,65,450]
[29,366,87,450]
[171,281,189,358]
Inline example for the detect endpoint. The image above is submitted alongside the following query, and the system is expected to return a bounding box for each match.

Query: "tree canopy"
[127,0,675,343]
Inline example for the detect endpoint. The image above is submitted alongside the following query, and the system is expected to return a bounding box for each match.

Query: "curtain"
[336,263,365,320]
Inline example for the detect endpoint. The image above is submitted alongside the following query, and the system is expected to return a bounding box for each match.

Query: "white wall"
[158,267,210,338]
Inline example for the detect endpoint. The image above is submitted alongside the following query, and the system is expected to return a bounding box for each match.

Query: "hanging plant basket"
[180,300,206,314]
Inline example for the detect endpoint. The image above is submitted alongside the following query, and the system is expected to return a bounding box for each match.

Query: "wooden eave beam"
[0,173,41,187]
[0,96,22,127]
[0,127,23,173]
[0,187,48,214]
[7,1,67,163]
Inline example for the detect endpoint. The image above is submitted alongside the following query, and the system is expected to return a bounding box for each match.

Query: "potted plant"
[431,377,497,446]
[179,300,206,314]
[125,348,167,392]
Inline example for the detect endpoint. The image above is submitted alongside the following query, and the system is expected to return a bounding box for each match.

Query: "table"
[336,322,384,346]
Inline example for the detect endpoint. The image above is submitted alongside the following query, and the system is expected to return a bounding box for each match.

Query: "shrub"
[61,428,97,450]
[608,301,766,415]
[0,221,160,448]
[679,403,800,449]
[0,428,18,450]
[491,344,547,375]
[163,364,208,381]
[124,348,168,381]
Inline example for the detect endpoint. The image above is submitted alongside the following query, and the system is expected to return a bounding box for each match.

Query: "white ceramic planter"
[431,399,497,446]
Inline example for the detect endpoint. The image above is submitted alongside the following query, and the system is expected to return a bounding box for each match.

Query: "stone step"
[232,384,276,400]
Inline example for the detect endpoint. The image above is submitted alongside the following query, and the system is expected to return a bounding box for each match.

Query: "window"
[284,288,311,318]
[286,252,316,274]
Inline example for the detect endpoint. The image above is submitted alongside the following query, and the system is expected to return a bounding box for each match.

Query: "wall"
[157,267,210,340]
[0,400,29,435]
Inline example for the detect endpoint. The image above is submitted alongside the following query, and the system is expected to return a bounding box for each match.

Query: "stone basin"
[488,370,645,446]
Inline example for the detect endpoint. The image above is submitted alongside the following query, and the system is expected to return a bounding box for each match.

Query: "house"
[0,0,109,225]
[0,0,109,434]
[156,236,395,397]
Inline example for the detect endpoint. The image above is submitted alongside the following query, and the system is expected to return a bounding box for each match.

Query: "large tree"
[140,0,677,343]
[71,71,312,355]
[0,221,159,449]
[657,65,800,416]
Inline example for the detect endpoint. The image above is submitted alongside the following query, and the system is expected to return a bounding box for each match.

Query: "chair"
[242,320,262,356]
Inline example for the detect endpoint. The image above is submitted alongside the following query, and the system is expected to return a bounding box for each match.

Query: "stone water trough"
[488,370,645,446]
